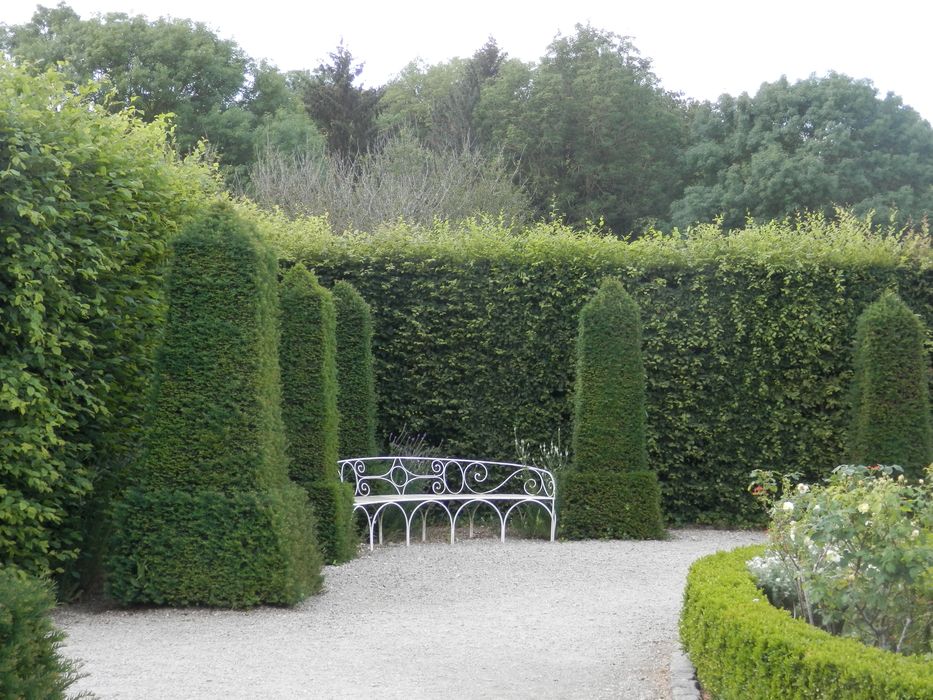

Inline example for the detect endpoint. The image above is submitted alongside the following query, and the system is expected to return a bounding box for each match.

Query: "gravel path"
[55,529,764,699]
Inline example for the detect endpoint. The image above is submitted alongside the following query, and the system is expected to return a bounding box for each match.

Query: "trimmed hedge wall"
[559,471,664,539]
[258,212,932,525]
[0,568,80,698]
[848,292,931,476]
[680,546,933,699]
[333,281,378,458]
[108,203,322,606]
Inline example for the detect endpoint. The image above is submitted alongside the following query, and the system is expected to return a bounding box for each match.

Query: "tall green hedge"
[848,292,931,475]
[0,568,81,698]
[680,546,933,699]
[573,278,648,472]
[257,211,932,525]
[333,281,378,458]
[0,62,216,583]
[107,203,322,606]
[279,265,356,563]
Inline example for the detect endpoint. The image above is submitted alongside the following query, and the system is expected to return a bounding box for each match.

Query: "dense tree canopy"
[475,25,689,234]
[0,3,322,172]
[672,74,933,230]
[297,44,383,158]
[3,7,932,234]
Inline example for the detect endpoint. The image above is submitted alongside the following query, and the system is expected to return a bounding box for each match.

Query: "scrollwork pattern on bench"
[338,457,557,550]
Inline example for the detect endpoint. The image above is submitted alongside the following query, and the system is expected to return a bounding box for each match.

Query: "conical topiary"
[333,281,378,458]
[848,291,932,476]
[279,265,356,563]
[107,202,323,606]
[561,278,663,539]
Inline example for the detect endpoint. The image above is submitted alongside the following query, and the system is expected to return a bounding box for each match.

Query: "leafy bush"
[0,61,216,582]
[257,210,931,526]
[559,471,664,539]
[748,464,932,656]
[681,546,933,700]
[572,278,648,472]
[0,568,82,698]
[848,292,931,476]
[107,203,322,606]
[333,281,378,458]
[280,264,339,481]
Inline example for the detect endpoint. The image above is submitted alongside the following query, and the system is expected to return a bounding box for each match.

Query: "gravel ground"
[54,529,764,699]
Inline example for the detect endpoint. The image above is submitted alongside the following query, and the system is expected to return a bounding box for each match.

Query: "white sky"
[4,0,932,123]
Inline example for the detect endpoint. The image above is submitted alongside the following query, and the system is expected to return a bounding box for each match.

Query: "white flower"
[857,502,870,514]
[911,529,920,539]
[782,501,795,512]
[825,549,841,563]
[796,483,809,494]
[812,504,821,512]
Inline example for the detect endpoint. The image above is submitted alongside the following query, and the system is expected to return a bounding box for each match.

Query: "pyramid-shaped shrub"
[279,265,356,563]
[848,291,931,476]
[107,202,322,606]
[561,278,664,539]
[333,281,378,459]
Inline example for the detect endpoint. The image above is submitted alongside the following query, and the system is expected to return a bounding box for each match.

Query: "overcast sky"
[4,1,932,122]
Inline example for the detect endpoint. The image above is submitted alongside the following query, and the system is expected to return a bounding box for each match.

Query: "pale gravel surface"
[54,529,765,700]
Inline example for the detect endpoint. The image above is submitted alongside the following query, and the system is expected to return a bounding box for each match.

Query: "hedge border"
[559,471,664,539]
[679,545,933,700]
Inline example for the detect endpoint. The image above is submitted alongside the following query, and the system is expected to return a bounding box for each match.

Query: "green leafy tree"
[672,74,933,230]
[0,4,322,173]
[848,292,932,475]
[0,61,216,584]
[299,44,382,158]
[476,25,688,235]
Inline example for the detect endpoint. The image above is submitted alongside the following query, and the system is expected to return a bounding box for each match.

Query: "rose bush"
[748,463,932,656]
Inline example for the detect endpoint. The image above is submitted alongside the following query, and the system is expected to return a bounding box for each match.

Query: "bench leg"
[468,507,475,539]
[378,515,383,545]
[422,510,427,542]
[550,508,557,542]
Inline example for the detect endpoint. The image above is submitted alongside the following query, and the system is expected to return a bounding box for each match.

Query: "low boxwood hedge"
[680,545,933,699]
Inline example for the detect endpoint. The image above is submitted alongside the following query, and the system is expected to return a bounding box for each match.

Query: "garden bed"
[680,546,933,700]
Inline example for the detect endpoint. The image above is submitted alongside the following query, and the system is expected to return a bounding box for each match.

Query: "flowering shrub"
[748,464,932,656]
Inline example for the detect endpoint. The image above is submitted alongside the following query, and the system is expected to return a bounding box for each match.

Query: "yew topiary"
[279,265,356,563]
[107,202,322,606]
[563,278,663,539]
[848,291,932,476]
[333,281,378,458]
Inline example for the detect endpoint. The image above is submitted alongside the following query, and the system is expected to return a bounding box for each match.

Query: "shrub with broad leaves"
[748,464,932,656]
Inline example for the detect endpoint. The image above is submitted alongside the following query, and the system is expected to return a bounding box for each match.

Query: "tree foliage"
[0,61,216,582]
[848,292,932,475]
[476,25,688,235]
[672,74,933,230]
[298,44,383,158]
[0,4,323,173]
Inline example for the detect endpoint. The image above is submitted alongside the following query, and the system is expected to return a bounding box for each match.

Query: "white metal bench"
[337,456,557,550]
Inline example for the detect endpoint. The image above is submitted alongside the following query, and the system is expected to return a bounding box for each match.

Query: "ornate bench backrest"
[338,456,556,499]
